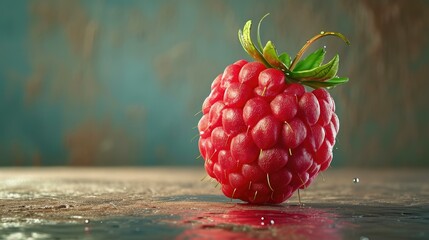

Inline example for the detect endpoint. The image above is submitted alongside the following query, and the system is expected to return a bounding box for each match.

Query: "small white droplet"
[84,219,90,224]
[261,217,265,221]
[286,73,290,76]
[261,222,265,226]
[323,45,327,49]
[353,178,360,183]
[270,219,275,225]
[320,31,325,34]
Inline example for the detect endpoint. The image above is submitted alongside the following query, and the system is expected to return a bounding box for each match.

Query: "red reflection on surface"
[176,207,342,240]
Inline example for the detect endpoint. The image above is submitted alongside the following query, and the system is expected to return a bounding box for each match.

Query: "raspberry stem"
[290,31,350,71]
[256,13,270,51]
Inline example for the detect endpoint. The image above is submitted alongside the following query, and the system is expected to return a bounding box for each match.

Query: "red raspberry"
[198,15,349,204]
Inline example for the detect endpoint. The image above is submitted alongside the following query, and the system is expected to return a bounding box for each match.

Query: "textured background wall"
[0,0,428,167]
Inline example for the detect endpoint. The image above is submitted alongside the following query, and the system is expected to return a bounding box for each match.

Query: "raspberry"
[198,15,349,204]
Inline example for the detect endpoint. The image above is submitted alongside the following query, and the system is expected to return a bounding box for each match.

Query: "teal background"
[1,0,428,167]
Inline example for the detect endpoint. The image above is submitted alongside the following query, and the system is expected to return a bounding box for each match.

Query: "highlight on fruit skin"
[198,14,349,204]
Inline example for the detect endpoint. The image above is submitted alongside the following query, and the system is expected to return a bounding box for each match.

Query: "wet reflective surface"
[177,205,343,240]
[1,203,428,240]
[178,203,429,240]
[0,168,428,239]
[1,215,184,240]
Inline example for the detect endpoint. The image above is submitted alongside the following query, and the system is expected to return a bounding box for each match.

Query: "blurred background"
[0,0,428,167]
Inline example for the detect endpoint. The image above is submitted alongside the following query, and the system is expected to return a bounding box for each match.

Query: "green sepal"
[289,54,339,81]
[302,77,349,89]
[293,48,325,72]
[279,52,291,68]
[238,14,350,90]
[238,21,270,67]
[262,41,287,70]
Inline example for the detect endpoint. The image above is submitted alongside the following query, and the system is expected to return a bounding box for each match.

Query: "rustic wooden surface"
[1,167,428,239]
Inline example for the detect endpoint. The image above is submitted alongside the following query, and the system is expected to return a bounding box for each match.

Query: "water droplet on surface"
[84,219,90,224]
[261,217,265,221]
[320,31,325,34]
[323,45,327,49]
[261,222,265,226]
[270,219,275,225]
[353,178,360,183]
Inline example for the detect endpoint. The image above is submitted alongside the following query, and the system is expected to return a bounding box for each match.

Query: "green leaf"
[303,77,349,89]
[238,21,269,67]
[293,48,325,71]
[279,52,291,68]
[262,41,287,70]
[289,54,339,81]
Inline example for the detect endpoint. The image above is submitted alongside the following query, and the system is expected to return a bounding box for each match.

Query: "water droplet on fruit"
[261,217,265,221]
[261,222,265,226]
[84,219,90,224]
[353,178,360,183]
[320,31,325,34]
[270,219,275,225]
